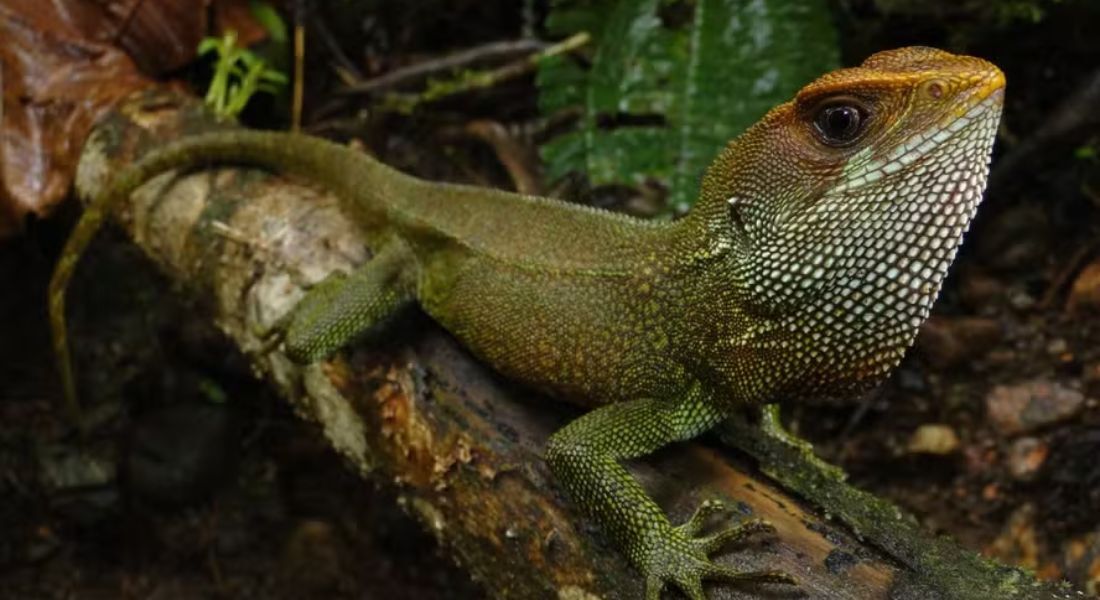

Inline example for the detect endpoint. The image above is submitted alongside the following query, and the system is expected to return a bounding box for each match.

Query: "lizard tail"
[48,130,408,435]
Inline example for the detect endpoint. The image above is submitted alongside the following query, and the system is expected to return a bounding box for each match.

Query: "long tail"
[48,130,408,434]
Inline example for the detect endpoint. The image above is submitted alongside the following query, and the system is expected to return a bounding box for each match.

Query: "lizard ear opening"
[726,196,751,248]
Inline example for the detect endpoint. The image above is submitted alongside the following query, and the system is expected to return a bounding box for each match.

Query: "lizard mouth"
[938,68,1005,128]
[970,68,1007,104]
[942,62,1005,117]
[949,82,1004,125]
[935,90,1004,148]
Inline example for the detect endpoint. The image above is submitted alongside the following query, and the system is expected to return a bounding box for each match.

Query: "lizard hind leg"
[284,241,416,364]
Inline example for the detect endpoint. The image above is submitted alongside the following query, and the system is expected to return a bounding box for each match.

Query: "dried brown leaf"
[0,0,267,239]
[1,2,150,238]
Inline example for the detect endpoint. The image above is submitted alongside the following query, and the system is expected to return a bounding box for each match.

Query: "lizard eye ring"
[811,97,870,147]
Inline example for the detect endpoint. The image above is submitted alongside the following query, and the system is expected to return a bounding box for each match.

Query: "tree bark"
[69,88,1076,600]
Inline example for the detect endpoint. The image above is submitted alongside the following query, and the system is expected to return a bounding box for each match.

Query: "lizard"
[48,46,1005,599]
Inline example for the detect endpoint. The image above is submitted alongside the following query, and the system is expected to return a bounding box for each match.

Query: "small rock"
[1006,437,1049,481]
[916,316,1002,369]
[37,441,120,527]
[907,424,960,455]
[985,380,1086,436]
[38,443,116,492]
[1045,338,1069,356]
[1067,259,1100,314]
[1008,288,1037,311]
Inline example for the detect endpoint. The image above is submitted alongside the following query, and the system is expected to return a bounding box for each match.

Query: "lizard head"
[696,47,1005,399]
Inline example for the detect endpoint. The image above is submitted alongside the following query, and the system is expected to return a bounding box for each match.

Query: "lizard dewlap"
[51,46,1004,599]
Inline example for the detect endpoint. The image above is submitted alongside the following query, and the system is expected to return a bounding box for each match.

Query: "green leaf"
[197,31,288,119]
[250,0,289,43]
[197,37,222,56]
[538,0,840,210]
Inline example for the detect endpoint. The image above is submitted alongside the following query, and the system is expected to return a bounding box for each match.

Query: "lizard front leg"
[545,395,796,599]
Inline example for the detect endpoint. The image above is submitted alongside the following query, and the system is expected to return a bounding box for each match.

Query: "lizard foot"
[641,499,797,600]
[253,271,351,355]
[758,404,847,482]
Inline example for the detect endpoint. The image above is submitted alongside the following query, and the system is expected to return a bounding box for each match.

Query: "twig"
[291,8,305,132]
[1038,237,1099,310]
[378,32,591,114]
[339,38,550,97]
[309,9,364,84]
[446,120,543,195]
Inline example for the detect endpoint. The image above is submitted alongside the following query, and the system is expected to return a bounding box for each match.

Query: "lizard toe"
[676,498,727,537]
[693,517,776,554]
[640,505,794,599]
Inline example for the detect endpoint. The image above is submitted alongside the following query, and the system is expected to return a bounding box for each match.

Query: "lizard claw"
[256,314,290,354]
[640,499,797,599]
[677,498,729,537]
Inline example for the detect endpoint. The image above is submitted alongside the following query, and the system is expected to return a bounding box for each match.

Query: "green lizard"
[49,47,1005,598]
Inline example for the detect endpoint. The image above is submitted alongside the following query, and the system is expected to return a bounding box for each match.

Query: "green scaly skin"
[50,47,1005,598]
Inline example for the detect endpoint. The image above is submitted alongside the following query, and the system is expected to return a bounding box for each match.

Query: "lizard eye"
[812,100,869,147]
